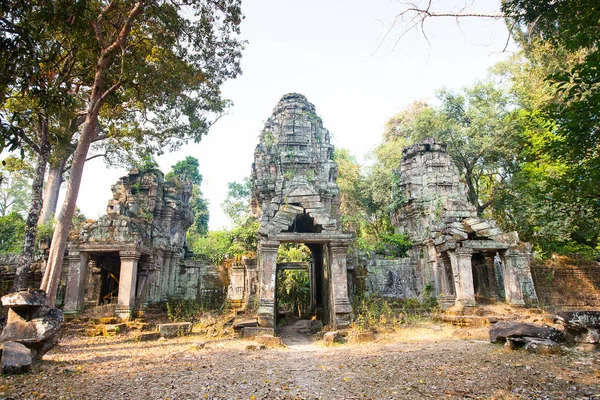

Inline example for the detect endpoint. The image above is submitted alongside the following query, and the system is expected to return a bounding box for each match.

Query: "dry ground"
[1,320,599,400]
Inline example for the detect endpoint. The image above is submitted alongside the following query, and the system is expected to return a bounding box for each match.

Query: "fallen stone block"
[556,311,600,328]
[356,332,375,343]
[475,227,503,238]
[556,311,600,345]
[470,222,492,232]
[523,338,562,355]
[1,341,32,374]
[323,331,339,345]
[489,321,565,344]
[0,290,63,360]
[255,335,283,347]
[99,317,117,324]
[242,327,275,339]
[233,319,258,330]
[135,332,160,342]
[157,322,192,338]
[573,328,600,344]
[103,323,126,336]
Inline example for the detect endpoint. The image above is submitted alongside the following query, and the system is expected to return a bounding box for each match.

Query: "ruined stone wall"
[0,256,69,306]
[172,259,228,308]
[531,257,600,308]
[362,256,419,299]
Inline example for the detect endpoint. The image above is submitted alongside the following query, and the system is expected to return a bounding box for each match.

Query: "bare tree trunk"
[40,0,146,306]
[40,159,65,224]
[12,118,50,291]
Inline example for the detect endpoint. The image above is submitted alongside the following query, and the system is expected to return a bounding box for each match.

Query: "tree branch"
[375,0,520,55]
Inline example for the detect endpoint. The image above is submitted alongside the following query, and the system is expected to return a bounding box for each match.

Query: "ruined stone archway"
[250,94,353,329]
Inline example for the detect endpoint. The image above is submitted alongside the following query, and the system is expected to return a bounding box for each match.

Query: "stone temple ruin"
[250,93,353,329]
[389,141,538,307]
[52,97,539,325]
[63,169,196,320]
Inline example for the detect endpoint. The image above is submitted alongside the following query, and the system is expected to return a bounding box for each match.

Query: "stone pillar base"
[115,306,134,321]
[333,297,352,328]
[257,300,275,328]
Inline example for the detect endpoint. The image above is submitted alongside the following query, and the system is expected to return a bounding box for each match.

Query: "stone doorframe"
[63,244,152,320]
[256,233,353,330]
[436,245,529,307]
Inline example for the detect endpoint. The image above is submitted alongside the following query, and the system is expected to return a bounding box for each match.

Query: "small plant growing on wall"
[264,130,275,149]
[283,169,296,180]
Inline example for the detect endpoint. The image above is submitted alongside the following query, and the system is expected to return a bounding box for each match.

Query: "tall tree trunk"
[12,117,50,291]
[39,159,65,224]
[40,0,146,306]
[40,113,99,306]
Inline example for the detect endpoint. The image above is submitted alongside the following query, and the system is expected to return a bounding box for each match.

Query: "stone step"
[157,322,192,338]
[135,332,160,342]
[233,318,258,330]
[103,323,126,336]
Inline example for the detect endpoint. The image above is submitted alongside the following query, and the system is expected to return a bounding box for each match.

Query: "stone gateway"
[250,93,353,329]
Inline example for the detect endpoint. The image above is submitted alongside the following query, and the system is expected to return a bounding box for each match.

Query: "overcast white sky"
[73,0,516,230]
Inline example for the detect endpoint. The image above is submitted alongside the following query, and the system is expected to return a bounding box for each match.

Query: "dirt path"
[278,318,314,350]
[2,323,599,399]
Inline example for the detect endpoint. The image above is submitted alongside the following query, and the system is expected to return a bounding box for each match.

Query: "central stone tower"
[251,93,352,329]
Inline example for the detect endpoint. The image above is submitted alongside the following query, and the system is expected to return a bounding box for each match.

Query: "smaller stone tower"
[393,140,538,307]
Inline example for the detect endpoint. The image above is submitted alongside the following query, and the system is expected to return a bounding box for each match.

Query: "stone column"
[63,251,89,315]
[483,253,500,299]
[448,247,476,306]
[160,251,172,301]
[116,250,141,320]
[329,241,352,329]
[502,249,526,306]
[257,240,279,328]
[146,251,161,304]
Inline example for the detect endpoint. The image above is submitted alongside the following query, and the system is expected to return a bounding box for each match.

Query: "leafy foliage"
[277,243,311,263]
[166,156,202,185]
[0,212,25,254]
[0,155,33,216]
[221,178,252,226]
[277,270,311,317]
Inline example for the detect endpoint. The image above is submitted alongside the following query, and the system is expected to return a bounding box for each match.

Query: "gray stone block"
[1,341,32,374]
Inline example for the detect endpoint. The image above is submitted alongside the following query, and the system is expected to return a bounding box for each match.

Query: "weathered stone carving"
[392,140,538,307]
[65,169,194,319]
[0,289,63,360]
[250,93,352,329]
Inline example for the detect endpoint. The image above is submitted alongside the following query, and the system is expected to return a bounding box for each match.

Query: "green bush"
[375,233,411,258]
[166,298,203,322]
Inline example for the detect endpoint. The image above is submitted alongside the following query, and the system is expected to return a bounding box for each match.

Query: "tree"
[166,156,208,236]
[502,0,600,224]
[0,156,33,217]
[165,156,202,185]
[37,0,244,305]
[221,178,251,226]
[0,212,25,255]
[383,84,520,215]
